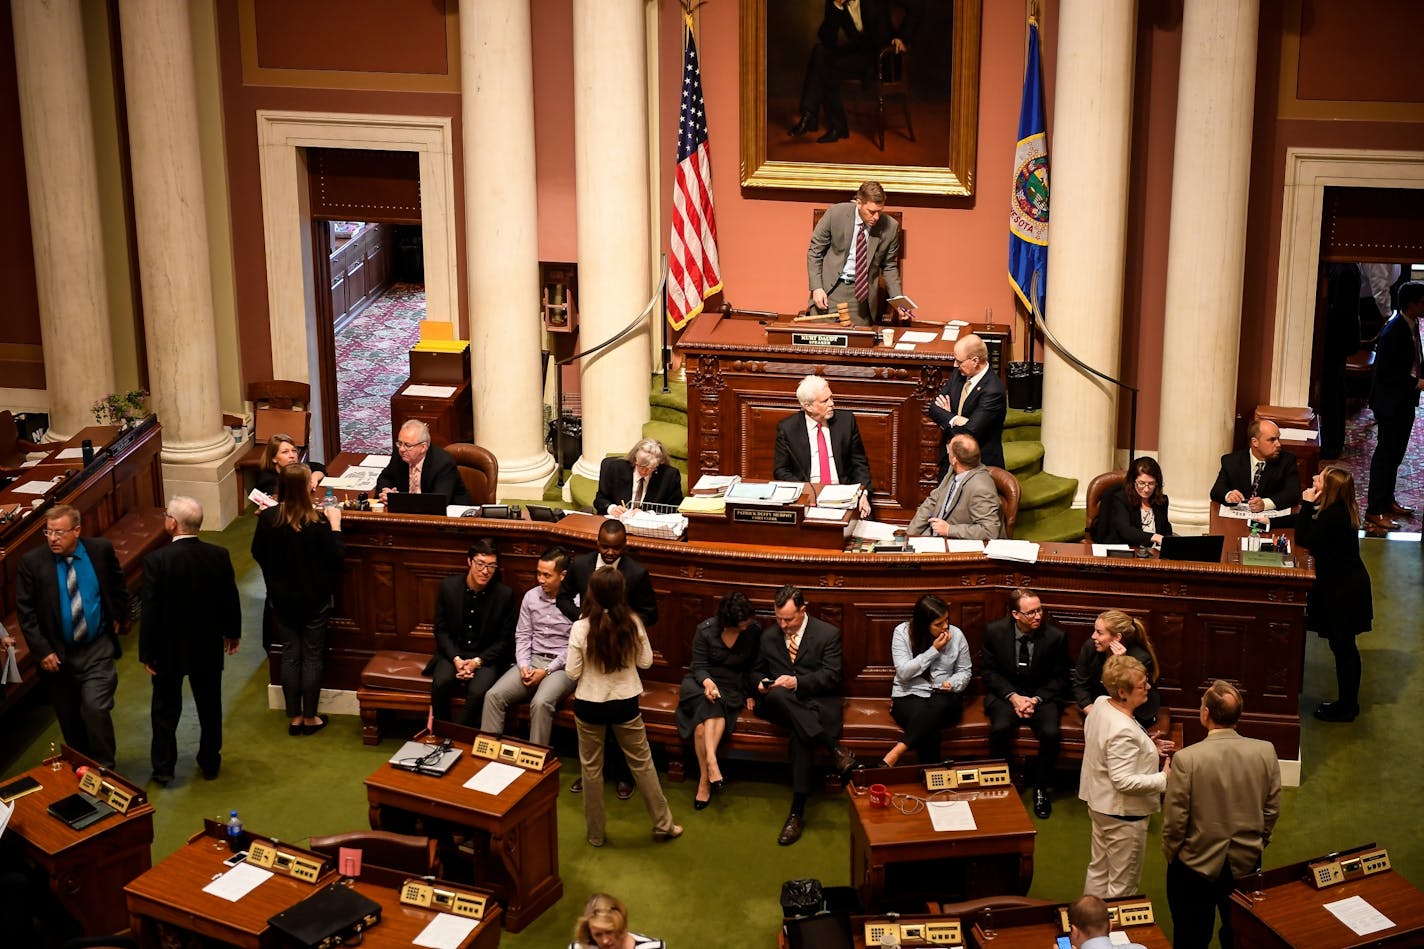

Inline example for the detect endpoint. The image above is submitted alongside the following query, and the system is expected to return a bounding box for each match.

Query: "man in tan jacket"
[1162,680,1281,949]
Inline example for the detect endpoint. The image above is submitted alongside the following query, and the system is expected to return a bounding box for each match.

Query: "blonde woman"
[569,892,664,949]
[1071,610,1161,730]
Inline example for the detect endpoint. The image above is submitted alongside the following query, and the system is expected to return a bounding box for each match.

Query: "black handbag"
[779,877,824,918]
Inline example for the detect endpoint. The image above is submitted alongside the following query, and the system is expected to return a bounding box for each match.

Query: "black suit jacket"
[17,537,128,663]
[374,443,474,506]
[1295,500,1373,636]
[426,575,517,671]
[773,410,873,490]
[1369,311,1422,419]
[1209,449,1301,511]
[1098,489,1173,547]
[593,458,684,515]
[980,616,1069,707]
[755,616,843,708]
[556,551,659,629]
[928,368,1008,470]
[139,537,240,673]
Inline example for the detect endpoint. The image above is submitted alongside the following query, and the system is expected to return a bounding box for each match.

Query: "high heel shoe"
[653,825,684,843]
[709,779,726,794]
[693,793,711,811]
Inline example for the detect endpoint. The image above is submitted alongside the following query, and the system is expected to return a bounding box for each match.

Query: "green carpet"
[1,519,1420,947]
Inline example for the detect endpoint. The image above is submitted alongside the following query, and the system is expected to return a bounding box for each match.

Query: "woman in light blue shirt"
[880,594,973,767]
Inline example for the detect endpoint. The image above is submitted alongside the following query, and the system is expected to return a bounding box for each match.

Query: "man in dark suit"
[557,519,658,796]
[1209,419,1301,517]
[140,496,240,784]
[1365,281,1424,535]
[1162,680,1281,949]
[789,2,924,144]
[593,437,684,516]
[774,374,873,516]
[981,587,1069,819]
[426,538,517,726]
[907,434,1005,539]
[755,584,855,846]
[930,333,1007,472]
[375,419,474,506]
[805,181,904,325]
[15,503,128,769]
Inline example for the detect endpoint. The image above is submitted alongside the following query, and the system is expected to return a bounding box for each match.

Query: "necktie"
[1016,635,1030,674]
[957,380,974,416]
[938,475,963,520]
[1250,460,1263,497]
[853,224,869,302]
[816,425,832,485]
[65,556,88,644]
[787,634,799,664]
[409,460,422,493]
[632,477,646,508]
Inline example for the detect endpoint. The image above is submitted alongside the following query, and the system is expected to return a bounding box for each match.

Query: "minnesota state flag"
[1009,18,1049,317]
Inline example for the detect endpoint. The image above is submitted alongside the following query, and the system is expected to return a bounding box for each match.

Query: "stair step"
[1005,408,1041,430]
[650,403,686,425]
[569,473,598,510]
[1016,470,1077,513]
[650,377,688,414]
[1016,506,1087,543]
[642,420,687,461]
[1003,441,1043,476]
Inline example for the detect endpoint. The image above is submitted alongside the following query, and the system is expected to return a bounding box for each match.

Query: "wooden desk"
[1230,856,1424,948]
[969,911,1169,949]
[1,747,154,936]
[364,726,562,931]
[678,308,1009,523]
[349,874,503,949]
[391,378,474,447]
[847,769,1035,912]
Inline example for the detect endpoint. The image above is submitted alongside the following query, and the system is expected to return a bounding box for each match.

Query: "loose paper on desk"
[679,496,726,514]
[414,912,479,949]
[805,506,849,521]
[946,539,987,554]
[1217,504,1290,520]
[941,325,961,342]
[928,800,976,832]
[464,761,522,796]
[12,478,60,495]
[403,384,457,398]
[1323,895,1394,936]
[322,467,381,492]
[358,454,391,469]
[0,797,13,840]
[909,536,947,553]
[985,539,1039,563]
[1092,544,1131,557]
[851,519,898,542]
[817,484,862,508]
[202,862,273,902]
[1279,427,1318,441]
[899,331,937,344]
[55,447,85,460]
[693,473,739,494]
[895,342,917,352]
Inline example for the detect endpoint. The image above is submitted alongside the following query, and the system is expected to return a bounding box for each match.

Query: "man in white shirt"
[773,374,873,516]
[1067,895,1146,949]
[929,334,1008,472]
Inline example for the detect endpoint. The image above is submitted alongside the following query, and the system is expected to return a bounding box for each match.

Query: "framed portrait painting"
[739,0,981,195]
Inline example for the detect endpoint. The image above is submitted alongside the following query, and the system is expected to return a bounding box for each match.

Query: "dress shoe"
[616,780,635,800]
[653,824,684,843]
[693,793,711,811]
[1390,502,1415,517]
[1314,701,1359,723]
[831,745,858,778]
[201,766,220,781]
[816,126,848,144]
[302,715,329,736]
[1032,787,1052,819]
[788,113,819,136]
[288,723,303,737]
[777,813,805,846]
[569,777,583,794]
[1366,513,1400,531]
[709,779,726,794]
[587,835,604,848]
[152,772,173,786]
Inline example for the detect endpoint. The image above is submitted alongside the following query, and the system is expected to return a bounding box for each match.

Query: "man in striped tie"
[806,181,905,326]
[15,504,128,769]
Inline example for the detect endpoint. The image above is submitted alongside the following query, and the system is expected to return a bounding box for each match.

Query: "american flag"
[666,20,721,331]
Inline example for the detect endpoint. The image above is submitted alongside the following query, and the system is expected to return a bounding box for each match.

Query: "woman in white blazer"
[1078,655,1170,898]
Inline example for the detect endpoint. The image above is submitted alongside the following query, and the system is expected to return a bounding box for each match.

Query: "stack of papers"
[692,474,739,495]
[816,484,862,508]
[622,509,688,540]
[804,506,849,521]
[1218,504,1290,520]
[679,496,727,514]
[322,467,380,492]
[984,539,1039,563]
[727,481,802,505]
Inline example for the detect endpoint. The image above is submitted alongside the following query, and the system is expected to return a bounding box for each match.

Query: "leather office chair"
[1084,470,1127,541]
[985,465,1021,538]
[308,830,441,877]
[924,894,1056,918]
[0,410,41,476]
[444,442,499,505]
[235,380,313,508]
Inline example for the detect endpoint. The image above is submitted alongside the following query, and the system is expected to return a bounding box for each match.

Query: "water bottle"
[324,487,336,509]
[226,810,245,852]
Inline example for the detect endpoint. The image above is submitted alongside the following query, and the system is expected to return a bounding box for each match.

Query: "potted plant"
[92,389,151,430]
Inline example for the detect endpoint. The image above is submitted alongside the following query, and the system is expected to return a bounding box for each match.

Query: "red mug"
[869,783,891,808]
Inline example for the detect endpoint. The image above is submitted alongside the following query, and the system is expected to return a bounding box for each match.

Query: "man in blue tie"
[907,434,1005,539]
[14,504,128,769]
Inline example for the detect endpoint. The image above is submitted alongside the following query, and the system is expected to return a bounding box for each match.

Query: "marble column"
[1040,0,1138,504]
[460,0,556,497]
[10,0,116,438]
[569,0,653,480]
[118,0,240,527]
[1157,0,1260,532]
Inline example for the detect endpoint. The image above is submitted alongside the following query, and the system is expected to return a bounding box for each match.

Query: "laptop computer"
[1159,534,1226,563]
[388,740,463,776]
[385,492,449,516]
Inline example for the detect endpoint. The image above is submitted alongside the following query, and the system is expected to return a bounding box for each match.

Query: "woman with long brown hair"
[251,463,344,735]
[566,567,680,846]
[880,593,972,767]
[254,433,325,499]
[1297,464,1373,722]
[1098,456,1173,548]
[1071,609,1161,730]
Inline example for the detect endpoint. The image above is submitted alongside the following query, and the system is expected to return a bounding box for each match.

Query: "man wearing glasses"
[425,538,517,726]
[375,419,474,506]
[12,504,128,768]
[930,333,1007,476]
[981,586,1069,819]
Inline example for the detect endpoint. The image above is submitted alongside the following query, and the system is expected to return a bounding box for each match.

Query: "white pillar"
[1040,0,1138,503]
[118,0,241,527]
[570,0,653,478]
[10,0,116,438]
[1157,0,1260,532]
[460,0,556,498]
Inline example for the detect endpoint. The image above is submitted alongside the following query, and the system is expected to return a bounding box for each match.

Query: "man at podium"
[805,180,902,326]
[773,375,872,516]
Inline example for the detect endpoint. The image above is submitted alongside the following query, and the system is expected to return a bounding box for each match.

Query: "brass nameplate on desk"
[246,841,323,883]
[472,736,502,760]
[469,734,549,771]
[730,507,799,527]
[1057,899,1154,931]
[923,919,963,944]
[924,763,1012,791]
[1309,848,1391,888]
[791,331,850,348]
[863,920,962,946]
[78,770,135,814]
[399,880,488,920]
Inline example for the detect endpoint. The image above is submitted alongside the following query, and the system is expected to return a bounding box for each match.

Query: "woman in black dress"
[675,591,760,809]
[1296,465,1373,722]
[253,433,325,499]
[1098,457,1172,548]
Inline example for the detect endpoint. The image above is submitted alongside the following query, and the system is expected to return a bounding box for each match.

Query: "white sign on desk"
[404,384,457,398]
[414,912,479,949]
[201,862,273,902]
[463,761,522,796]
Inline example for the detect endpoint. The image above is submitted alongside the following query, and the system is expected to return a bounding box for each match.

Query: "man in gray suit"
[806,181,904,325]
[1162,680,1281,949]
[908,434,1004,539]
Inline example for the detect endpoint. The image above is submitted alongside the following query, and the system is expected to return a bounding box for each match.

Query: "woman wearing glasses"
[1099,457,1173,548]
[593,438,683,516]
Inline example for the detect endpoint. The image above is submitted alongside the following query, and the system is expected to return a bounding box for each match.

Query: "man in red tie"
[773,374,872,516]
[806,181,904,325]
